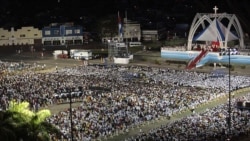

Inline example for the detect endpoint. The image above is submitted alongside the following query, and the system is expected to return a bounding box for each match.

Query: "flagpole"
[125,10,128,54]
[118,11,123,42]
[118,11,120,41]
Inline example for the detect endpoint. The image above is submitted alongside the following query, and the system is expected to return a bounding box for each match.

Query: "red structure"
[186,49,209,70]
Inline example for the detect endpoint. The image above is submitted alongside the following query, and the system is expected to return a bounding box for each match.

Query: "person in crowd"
[0,61,250,140]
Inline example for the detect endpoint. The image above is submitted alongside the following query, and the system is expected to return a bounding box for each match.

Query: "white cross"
[213,6,218,14]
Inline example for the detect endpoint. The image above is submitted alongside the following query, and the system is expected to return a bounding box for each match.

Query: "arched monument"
[187,6,244,50]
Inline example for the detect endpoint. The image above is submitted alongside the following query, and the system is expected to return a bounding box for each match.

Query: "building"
[0,26,42,48]
[0,22,85,51]
[42,23,83,49]
[102,18,141,44]
[123,18,141,42]
[141,28,166,41]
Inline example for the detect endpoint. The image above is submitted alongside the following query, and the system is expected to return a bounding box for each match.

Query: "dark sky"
[0,0,249,33]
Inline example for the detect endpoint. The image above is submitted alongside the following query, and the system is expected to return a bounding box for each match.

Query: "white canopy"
[194,19,239,41]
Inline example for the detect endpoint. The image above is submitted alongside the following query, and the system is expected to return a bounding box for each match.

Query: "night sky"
[0,0,249,34]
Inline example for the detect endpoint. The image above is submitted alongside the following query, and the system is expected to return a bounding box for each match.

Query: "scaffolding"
[108,42,128,58]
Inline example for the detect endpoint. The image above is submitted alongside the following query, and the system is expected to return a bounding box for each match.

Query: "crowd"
[0,60,250,141]
[129,92,250,141]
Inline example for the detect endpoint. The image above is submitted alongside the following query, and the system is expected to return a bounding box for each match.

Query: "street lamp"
[69,86,74,141]
[67,79,74,141]
[69,87,74,141]
[227,51,232,139]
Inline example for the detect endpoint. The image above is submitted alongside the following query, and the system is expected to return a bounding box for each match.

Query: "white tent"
[193,19,239,41]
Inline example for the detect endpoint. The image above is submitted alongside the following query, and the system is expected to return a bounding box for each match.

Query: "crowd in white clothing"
[0,61,250,141]
[129,92,250,141]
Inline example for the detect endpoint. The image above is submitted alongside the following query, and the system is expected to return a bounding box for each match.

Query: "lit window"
[66,30,72,35]
[74,29,80,34]
[45,30,51,35]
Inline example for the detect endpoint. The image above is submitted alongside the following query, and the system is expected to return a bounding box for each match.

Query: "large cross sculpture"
[213,6,219,14]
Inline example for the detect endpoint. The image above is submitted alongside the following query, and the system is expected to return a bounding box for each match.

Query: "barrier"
[114,57,130,64]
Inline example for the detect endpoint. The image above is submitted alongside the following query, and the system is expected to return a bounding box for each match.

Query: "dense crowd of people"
[128,93,250,141]
[1,60,250,141]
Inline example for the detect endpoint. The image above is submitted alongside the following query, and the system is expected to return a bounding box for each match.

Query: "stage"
[161,49,250,67]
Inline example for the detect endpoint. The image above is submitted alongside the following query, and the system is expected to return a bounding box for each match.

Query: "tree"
[0,101,61,141]
[94,14,119,40]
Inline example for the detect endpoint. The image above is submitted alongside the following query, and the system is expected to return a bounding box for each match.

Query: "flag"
[118,11,123,38]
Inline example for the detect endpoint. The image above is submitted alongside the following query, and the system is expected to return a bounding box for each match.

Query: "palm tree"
[0,100,61,141]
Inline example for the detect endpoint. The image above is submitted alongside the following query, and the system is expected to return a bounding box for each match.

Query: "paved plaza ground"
[1,50,250,76]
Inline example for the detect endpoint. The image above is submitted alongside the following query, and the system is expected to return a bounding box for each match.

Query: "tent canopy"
[193,19,239,42]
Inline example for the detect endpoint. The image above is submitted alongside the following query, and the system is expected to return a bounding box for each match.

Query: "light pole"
[68,84,74,141]
[228,51,232,139]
